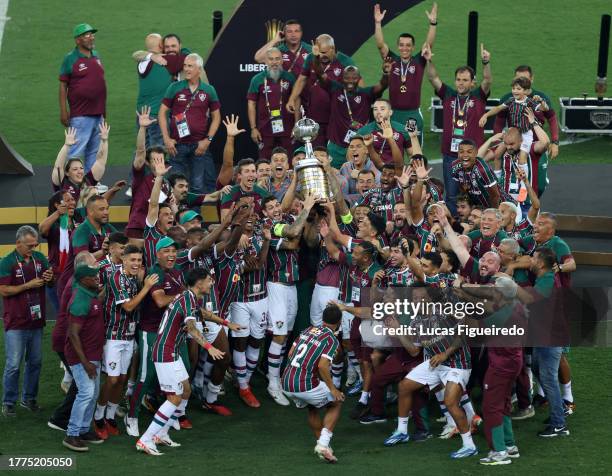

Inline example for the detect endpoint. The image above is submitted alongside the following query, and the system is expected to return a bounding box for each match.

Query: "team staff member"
[254,19,312,77]
[248,47,296,159]
[373,2,438,142]
[59,23,107,172]
[287,34,356,147]
[0,226,54,417]
[423,43,492,215]
[62,263,106,452]
[159,53,221,194]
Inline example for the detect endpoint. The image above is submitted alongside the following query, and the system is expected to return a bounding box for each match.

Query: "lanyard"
[343,89,355,123]
[263,77,282,116]
[399,57,412,82]
[182,84,200,117]
[287,45,303,73]
[452,94,470,126]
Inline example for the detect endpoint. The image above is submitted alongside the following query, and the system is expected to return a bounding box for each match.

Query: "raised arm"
[438,209,470,266]
[280,171,297,212]
[190,204,235,259]
[425,2,438,47]
[422,43,442,92]
[52,128,77,186]
[254,31,282,63]
[525,108,550,155]
[476,132,504,159]
[220,114,244,187]
[372,58,392,96]
[90,121,110,181]
[373,4,390,58]
[480,43,492,95]
[134,106,157,171]
[146,155,170,226]
[276,192,318,240]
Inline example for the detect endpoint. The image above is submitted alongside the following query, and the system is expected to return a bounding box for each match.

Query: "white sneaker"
[439,423,459,439]
[154,434,181,447]
[124,415,139,437]
[267,385,290,406]
[136,439,163,456]
[346,366,358,387]
[436,415,447,423]
[171,418,180,431]
[314,444,338,463]
[125,186,132,198]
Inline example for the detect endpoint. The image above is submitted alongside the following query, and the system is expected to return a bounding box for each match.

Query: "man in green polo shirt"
[159,53,221,194]
[1,226,54,417]
[59,23,107,172]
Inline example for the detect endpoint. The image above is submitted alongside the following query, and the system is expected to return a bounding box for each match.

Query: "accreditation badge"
[271,117,284,134]
[351,286,361,303]
[29,304,42,320]
[344,129,357,144]
[174,113,191,138]
[450,138,462,153]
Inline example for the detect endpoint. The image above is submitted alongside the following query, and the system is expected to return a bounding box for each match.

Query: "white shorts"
[310,284,340,327]
[405,360,471,391]
[266,282,297,336]
[102,339,134,377]
[520,129,533,153]
[230,298,268,339]
[154,359,189,395]
[283,381,335,409]
[360,320,394,350]
[341,301,354,337]
[202,321,223,344]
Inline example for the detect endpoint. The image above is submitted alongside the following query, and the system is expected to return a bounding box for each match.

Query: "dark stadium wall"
[204,0,423,162]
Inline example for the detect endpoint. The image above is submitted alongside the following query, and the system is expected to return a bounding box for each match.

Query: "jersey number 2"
[290,343,308,368]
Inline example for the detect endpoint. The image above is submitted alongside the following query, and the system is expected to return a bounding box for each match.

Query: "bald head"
[145,33,163,53]
[503,127,523,154]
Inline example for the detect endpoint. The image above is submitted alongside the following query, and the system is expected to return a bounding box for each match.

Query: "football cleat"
[450,445,478,459]
[314,444,338,463]
[346,380,363,396]
[93,419,108,440]
[202,402,232,417]
[105,418,120,436]
[383,430,409,447]
[178,415,193,428]
[124,415,140,437]
[136,439,163,456]
[438,423,458,439]
[267,385,290,406]
[239,387,261,408]
[154,434,181,447]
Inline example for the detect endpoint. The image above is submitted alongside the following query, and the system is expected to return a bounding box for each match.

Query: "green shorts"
[391,108,424,145]
[327,141,348,169]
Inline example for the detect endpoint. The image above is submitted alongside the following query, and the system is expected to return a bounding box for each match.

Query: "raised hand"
[363,134,374,148]
[480,43,491,62]
[524,107,536,125]
[382,56,394,74]
[64,127,78,146]
[144,273,159,289]
[311,40,320,57]
[421,42,433,61]
[137,105,157,128]
[98,120,110,140]
[395,165,412,188]
[319,219,330,238]
[151,154,171,177]
[223,114,246,137]
[425,2,438,24]
[413,158,431,180]
[374,3,387,23]
[381,119,394,140]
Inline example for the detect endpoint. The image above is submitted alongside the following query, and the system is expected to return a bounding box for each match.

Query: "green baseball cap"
[74,264,100,281]
[179,210,203,225]
[293,146,306,156]
[73,23,97,38]
[155,236,177,253]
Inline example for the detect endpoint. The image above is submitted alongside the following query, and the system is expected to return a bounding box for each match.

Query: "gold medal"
[456,119,465,128]
[400,75,407,83]
[458,110,465,117]
[400,85,407,93]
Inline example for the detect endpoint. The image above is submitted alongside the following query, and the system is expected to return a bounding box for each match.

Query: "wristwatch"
[207,136,214,142]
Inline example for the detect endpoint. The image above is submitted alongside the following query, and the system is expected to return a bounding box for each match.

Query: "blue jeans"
[532,346,565,427]
[442,154,459,216]
[169,143,216,194]
[67,361,100,437]
[2,329,43,404]
[68,115,103,172]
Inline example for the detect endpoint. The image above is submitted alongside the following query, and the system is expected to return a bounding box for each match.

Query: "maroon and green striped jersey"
[143,219,166,270]
[409,313,471,369]
[140,265,185,333]
[338,248,383,306]
[98,255,122,289]
[281,325,339,392]
[451,157,507,209]
[467,229,508,258]
[267,214,299,284]
[356,186,403,223]
[213,245,245,318]
[380,266,414,287]
[506,219,533,241]
[236,235,267,303]
[103,270,139,340]
[413,221,439,255]
[152,289,197,363]
[503,96,541,133]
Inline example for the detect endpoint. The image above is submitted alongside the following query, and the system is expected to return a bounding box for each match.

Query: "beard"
[268,67,281,81]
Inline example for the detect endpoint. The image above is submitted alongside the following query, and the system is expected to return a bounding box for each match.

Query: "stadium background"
[0,0,611,473]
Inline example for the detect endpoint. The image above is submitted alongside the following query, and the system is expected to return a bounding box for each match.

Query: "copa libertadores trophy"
[292,107,332,200]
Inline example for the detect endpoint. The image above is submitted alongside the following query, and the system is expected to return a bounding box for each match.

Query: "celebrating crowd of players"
[1,2,579,467]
